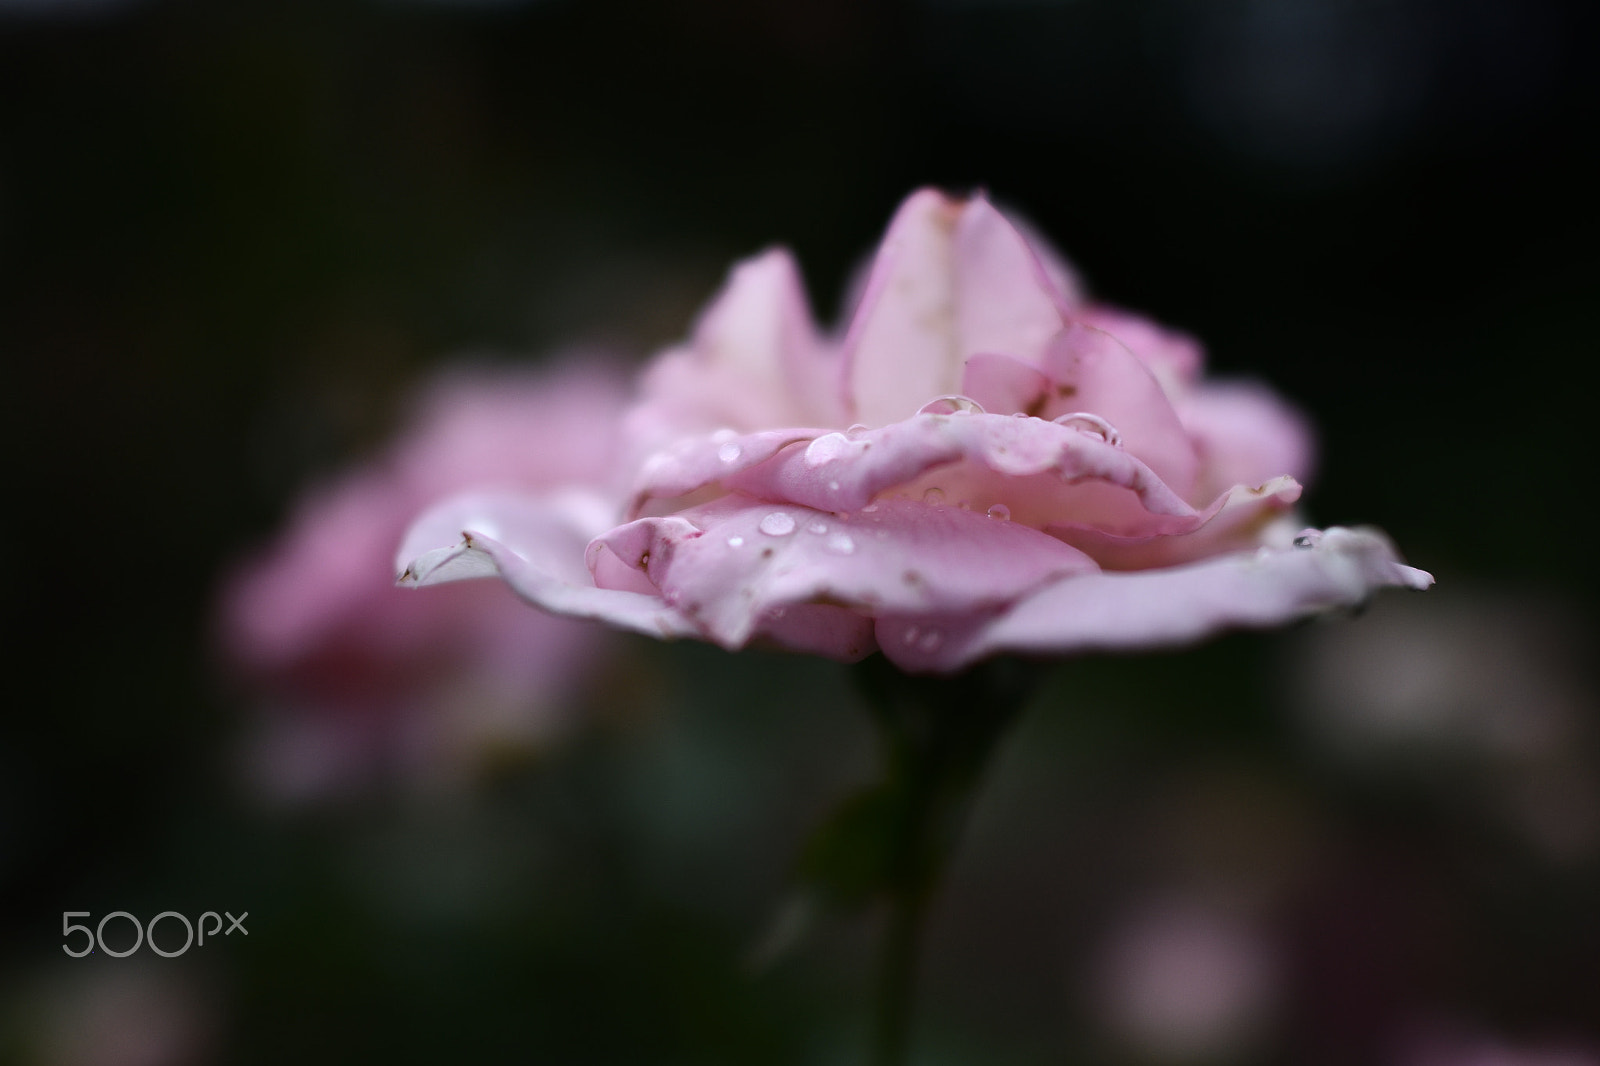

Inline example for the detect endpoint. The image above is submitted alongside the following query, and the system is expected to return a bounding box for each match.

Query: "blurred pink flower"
[399,190,1430,673]
[220,357,629,800]
[1093,897,1279,1062]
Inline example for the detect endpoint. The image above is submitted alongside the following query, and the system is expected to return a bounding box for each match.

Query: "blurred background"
[2,0,1597,1063]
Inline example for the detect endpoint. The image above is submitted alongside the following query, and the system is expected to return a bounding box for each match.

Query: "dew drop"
[825,532,855,555]
[846,423,871,439]
[726,535,745,548]
[804,432,850,467]
[861,503,880,514]
[1012,411,1031,419]
[986,504,1011,521]
[918,630,943,653]
[903,626,921,645]
[917,395,986,416]
[663,589,682,606]
[1293,530,1322,549]
[828,480,841,492]
[807,520,829,535]
[758,512,796,536]
[1052,411,1123,446]
[717,441,742,463]
[922,487,946,505]
[770,606,787,620]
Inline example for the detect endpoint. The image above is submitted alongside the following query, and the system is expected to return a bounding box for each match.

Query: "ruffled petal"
[720,412,1203,537]
[588,494,1098,650]
[1035,324,1201,497]
[879,526,1435,673]
[1176,381,1317,504]
[628,426,828,515]
[1049,475,1303,570]
[396,490,697,640]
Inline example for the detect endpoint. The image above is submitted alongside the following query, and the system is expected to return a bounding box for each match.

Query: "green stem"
[873,875,927,1066]
[851,655,1041,1066]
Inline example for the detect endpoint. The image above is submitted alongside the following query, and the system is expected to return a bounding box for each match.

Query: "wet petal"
[721,411,1204,538]
[1036,324,1200,497]
[1051,476,1304,570]
[883,526,1434,673]
[628,426,828,516]
[396,491,697,640]
[590,494,1098,650]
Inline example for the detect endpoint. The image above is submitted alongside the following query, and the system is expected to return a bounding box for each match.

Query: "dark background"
[3,1,1597,1063]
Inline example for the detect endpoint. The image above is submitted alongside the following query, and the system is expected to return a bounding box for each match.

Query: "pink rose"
[219,358,629,799]
[399,190,1430,673]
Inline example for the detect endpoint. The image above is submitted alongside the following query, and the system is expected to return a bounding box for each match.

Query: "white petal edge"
[396,490,698,640]
[878,526,1434,673]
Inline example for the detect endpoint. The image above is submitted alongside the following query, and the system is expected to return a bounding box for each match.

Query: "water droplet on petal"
[825,532,855,555]
[918,630,943,653]
[640,451,674,479]
[1293,530,1322,549]
[828,480,841,492]
[903,626,921,645]
[917,395,986,416]
[1012,411,1031,419]
[726,535,745,548]
[986,504,1011,521]
[861,503,880,514]
[807,520,829,535]
[717,441,742,463]
[663,589,682,606]
[922,487,946,505]
[1052,411,1123,446]
[759,512,796,536]
[770,606,787,620]
[846,423,871,439]
[804,432,850,467]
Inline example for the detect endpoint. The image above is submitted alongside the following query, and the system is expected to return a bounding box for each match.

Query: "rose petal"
[1050,476,1305,571]
[628,426,828,516]
[396,491,697,640]
[842,189,967,425]
[1076,305,1205,393]
[880,526,1435,673]
[961,352,1052,416]
[952,195,1072,366]
[625,249,840,456]
[1177,381,1317,503]
[1036,324,1201,497]
[721,412,1204,537]
[589,494,1099,649]
[842,191,1082,427]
